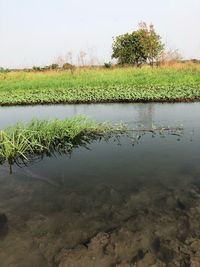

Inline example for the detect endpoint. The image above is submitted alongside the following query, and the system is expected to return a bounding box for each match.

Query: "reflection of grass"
[0,66,200,105]
[0,116,126,166]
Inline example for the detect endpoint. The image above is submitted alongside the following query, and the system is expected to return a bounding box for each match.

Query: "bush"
[32,66,42,71]
[190,59,200,64]
[62,63,75,70]
[62,63,76,73]
[104,62,112,68]
[0,67,10,73]
[50,64,59,70]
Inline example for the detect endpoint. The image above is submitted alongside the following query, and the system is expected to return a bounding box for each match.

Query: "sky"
[0,0,200,68]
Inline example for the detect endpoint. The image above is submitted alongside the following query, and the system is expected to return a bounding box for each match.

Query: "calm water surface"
[1,103,200,266]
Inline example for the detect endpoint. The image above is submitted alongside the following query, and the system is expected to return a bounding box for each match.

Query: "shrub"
[104,62,112,68]
[32,66,42,71]
[62,62,75,70]
[50,64,59,70]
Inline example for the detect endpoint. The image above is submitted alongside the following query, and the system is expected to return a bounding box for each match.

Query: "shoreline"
[1,66,200,106]
[0,97,200,107]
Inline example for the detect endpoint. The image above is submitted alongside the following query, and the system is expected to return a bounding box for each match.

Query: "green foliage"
[190,59,200,64]
[112,22,164,66]
[50,64,59,70]
[42,64,60,71]
[62,63,75,71]
[0,67,9,73]
[0,67,200,105]
[104,62,112,68]
[0,116,125,165]
[32,66,42,71]
[33,64,60,71]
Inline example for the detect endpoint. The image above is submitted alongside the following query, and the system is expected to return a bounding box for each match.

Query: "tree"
[112,22,164,67]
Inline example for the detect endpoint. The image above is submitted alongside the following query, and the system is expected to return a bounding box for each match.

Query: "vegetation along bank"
[0,65,200,105]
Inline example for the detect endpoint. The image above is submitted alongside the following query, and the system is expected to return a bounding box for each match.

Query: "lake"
[1,103,200,266]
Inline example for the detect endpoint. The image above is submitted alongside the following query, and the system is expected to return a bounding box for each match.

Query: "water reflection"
[1,102,198,129]
[0,103,200,266]
[137,103,154,128]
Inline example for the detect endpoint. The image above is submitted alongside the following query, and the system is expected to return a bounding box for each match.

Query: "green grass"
[0,66,200,105]
[0,116,125,165]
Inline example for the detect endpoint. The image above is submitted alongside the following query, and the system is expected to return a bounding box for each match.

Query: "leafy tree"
[112,22,164,66]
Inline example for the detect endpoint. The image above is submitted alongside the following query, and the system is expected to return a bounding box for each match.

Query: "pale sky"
[0,0,200,68]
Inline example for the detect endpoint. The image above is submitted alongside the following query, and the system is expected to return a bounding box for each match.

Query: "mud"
[1,166,200,267]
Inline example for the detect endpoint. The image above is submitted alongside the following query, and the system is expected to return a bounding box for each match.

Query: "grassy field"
[0,64,200,105]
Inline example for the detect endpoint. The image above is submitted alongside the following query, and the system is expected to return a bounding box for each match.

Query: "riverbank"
[0,65,200,105]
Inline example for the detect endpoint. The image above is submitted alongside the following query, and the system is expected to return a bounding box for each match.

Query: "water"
[1,103,200,266]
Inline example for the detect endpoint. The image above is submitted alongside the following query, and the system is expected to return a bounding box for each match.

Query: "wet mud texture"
[1,169,200,266]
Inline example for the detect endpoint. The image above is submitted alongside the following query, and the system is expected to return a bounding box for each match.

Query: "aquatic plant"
[0,116,126,166]
[0,66,200,105]
[0,114,184,169]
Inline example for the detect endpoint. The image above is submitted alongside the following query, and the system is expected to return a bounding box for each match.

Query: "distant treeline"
[0,62,76,73]
[1,59,200,73]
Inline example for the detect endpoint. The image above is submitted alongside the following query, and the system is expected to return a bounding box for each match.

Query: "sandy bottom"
[1,167,200,267]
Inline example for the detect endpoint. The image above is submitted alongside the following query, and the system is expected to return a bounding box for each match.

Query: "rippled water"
[1,103,200,266]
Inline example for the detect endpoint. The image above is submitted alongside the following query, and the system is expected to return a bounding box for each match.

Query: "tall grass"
[0,116,125,166]
[0,65,200,105]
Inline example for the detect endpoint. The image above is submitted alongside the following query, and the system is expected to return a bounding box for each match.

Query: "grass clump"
[0,66,200,105]
[0,116,125,166]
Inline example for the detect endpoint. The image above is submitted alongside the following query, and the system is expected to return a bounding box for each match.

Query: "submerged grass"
[0,116,125,166]
[1,65,200,105]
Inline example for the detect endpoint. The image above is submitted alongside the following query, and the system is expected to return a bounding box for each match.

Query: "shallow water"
[1,103,200,266]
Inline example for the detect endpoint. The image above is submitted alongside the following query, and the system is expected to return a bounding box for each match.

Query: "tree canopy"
[112,22,164,66]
